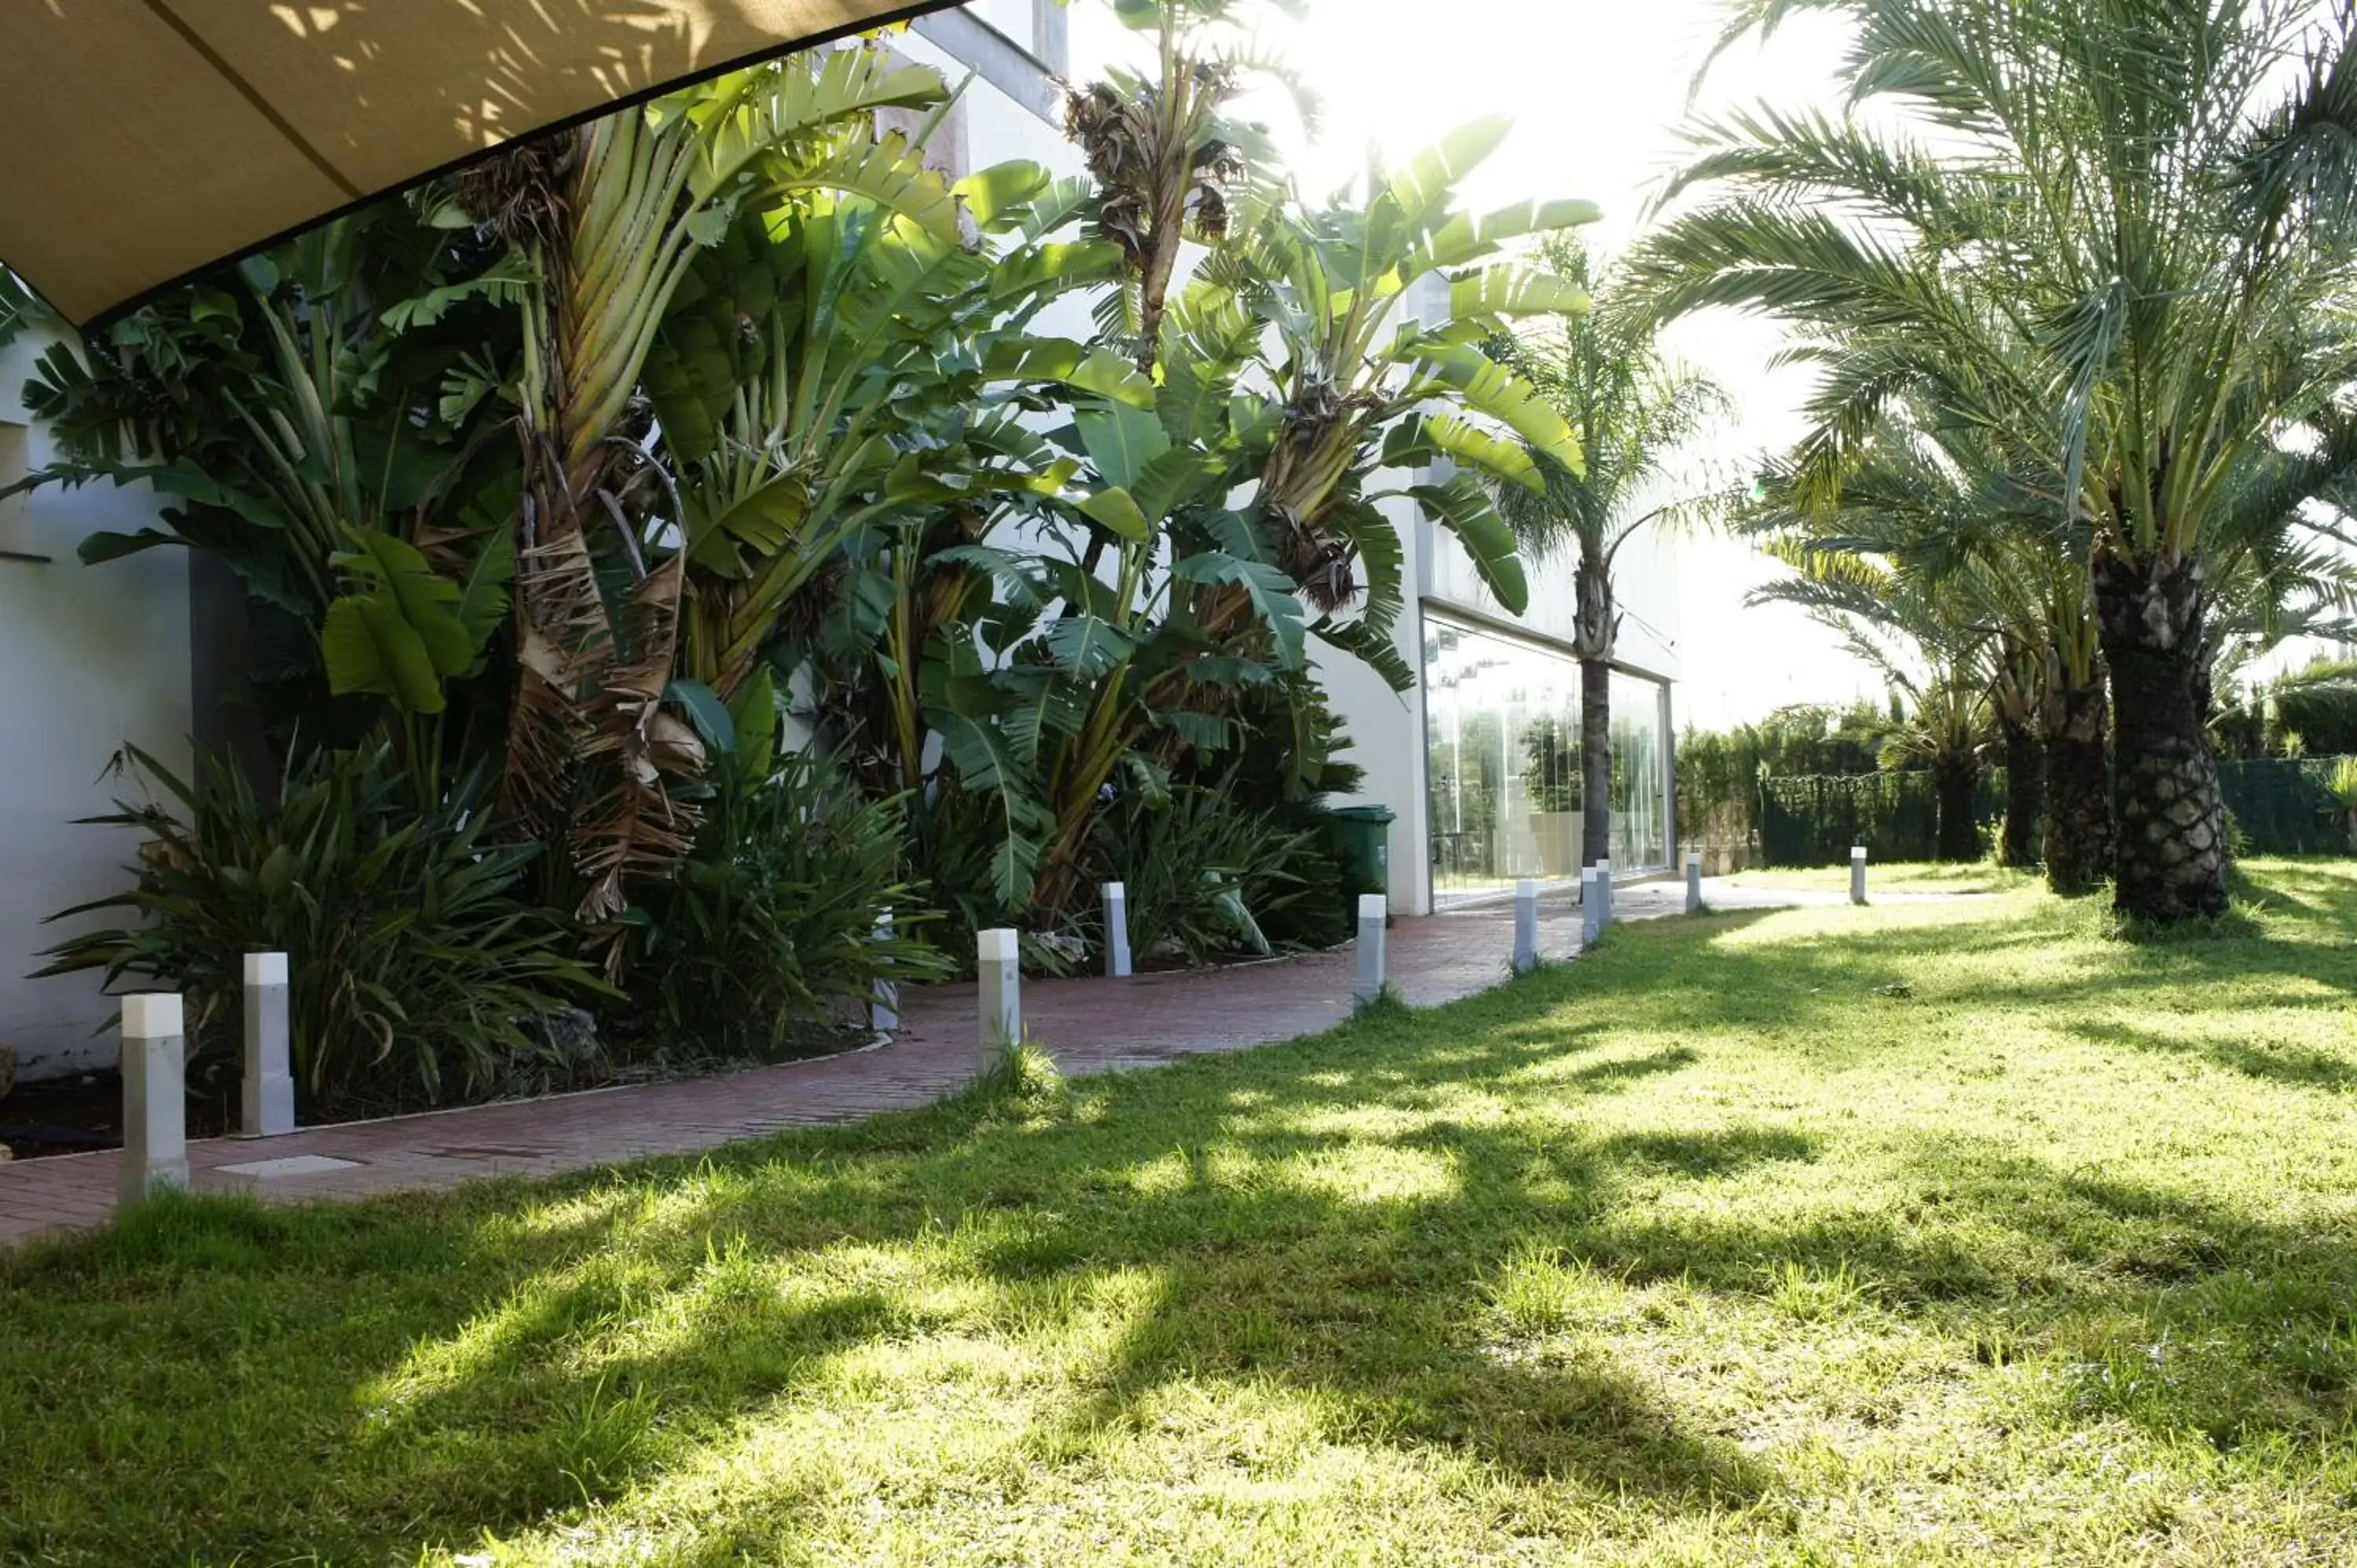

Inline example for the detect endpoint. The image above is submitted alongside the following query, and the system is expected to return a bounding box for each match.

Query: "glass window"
[1423,614,1671,903]
[1611,669,1668,871]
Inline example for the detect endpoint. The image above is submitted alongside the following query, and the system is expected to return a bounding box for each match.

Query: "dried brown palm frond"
[455,129,581,254]
[572,555,703,947]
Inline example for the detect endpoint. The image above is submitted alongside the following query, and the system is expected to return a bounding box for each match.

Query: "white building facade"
[0,2,1675,1078]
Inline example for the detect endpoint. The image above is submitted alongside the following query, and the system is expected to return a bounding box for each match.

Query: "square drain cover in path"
[216,1154,365,1179]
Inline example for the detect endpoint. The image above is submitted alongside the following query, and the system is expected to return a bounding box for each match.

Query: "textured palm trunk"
[2092,548,2228,920]
[1580,655,1612,868]
[1932,757,1981,862]
[2041,676,2113,896]
[1574,548,1615,870]
[1998,717,2044,867]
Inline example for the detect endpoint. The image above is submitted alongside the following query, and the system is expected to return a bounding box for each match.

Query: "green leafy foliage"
[628,754,950,1061]
[35,747,603,1110]
[1104,784,1351,966]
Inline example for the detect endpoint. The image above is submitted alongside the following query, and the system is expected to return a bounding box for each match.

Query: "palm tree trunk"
[1580,655,1611,867]
[2041,675,2112,896]
[2092,548,2228,920]
[1932,756,1981,861]
[1999,717,2044,866]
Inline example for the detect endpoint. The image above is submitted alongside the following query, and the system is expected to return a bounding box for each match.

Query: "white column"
[1685,852,1703,916]
[1596,859,1615,929]
[119,994,189,1208]
[977,929,1022,1068]
[1102,883,1132,978]
[1354,894,1388,1005]
[1512,879,1539,974]
[1852,846,1869,905]
[871,910,899,1032]
[240,952,295,1138]
[1581,866,1604,945]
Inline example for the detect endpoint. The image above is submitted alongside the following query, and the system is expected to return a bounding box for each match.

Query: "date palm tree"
[1492,236,1730,870]
[1635,0,2357,920]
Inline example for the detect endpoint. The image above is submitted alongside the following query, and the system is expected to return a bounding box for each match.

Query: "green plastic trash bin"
[1329,805,1395,911]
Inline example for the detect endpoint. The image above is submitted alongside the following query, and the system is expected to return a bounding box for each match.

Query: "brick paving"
[0,876,1976,1250]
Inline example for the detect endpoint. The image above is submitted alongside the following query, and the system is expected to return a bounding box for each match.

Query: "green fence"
[1758,771,2008,867]
[1760,757,2353,867]
[2219,757,2355,855]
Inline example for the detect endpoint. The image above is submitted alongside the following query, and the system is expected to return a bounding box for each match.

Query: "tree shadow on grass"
[10,882,2357,1557]
[2069,1017,2357,1092]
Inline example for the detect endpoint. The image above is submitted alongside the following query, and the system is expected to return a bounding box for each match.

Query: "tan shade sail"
[1,0,957,325]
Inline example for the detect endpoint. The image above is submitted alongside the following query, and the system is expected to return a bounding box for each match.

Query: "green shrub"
[1105,786,1349,968]
[38,746,603,1110]
[2327,758,2357,849]
[629,756,950,1059]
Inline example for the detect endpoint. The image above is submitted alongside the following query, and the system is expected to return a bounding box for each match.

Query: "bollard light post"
[1354,894,1388,1006]
[240,952,295,1138]
[120,994,189,1209]
[977,929,1023,1069]
[1596,859,1614,929]
[1686,852,1704,916]
[871,910,899,1032]
[1581,866,1604,945]
[1102,882,1132,978]
[1852,846,1869,905]
[1512,879,1539,974]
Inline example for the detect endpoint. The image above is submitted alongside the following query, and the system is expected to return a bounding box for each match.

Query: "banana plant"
[459,46,967,931]
[14,207,522,800]
[1164,122,1600,692]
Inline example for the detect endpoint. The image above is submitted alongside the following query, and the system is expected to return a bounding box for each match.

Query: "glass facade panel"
[1610,669,1668,871]
[1424,614,1670,903]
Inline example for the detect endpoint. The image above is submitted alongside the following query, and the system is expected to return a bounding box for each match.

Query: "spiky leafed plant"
[1491,234,1731,870]
[1634,0,2357,921]
[1879,675,1992,862]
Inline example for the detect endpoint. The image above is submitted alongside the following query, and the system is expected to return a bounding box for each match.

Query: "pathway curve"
[0,876,1975,1248]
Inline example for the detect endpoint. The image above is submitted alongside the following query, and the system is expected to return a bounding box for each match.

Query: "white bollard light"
[871,910,899,1032]
[1852,846,1869,905]
[240,952,295,1138]
[120,994,189,1208]
[1512,879,1539,974]
[1686,852,1704,916]
[1581,866,1604,945]
[1102,882,1132,979]
[1597,859,1615,929]
[977,929,1023,1068]
[1354,894,1388,1005]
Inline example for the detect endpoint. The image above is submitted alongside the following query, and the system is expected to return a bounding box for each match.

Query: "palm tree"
[1493,236,1730,870]
[1635,0,2357,920]
[1741,391,2117,890]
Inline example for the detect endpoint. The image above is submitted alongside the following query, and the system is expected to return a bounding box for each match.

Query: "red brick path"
[0,877,1921,1249]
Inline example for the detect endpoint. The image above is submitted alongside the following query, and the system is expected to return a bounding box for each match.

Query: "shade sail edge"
[2,0,968,328]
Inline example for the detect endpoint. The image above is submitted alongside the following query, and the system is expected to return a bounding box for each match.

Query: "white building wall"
[0,329,191,1079]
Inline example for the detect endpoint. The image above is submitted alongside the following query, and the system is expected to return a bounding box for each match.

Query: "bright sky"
[1071,0,1886,728]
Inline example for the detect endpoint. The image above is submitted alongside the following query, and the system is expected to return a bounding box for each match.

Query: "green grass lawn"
[1731,859,2041,895]
[8,862,2357,1563]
